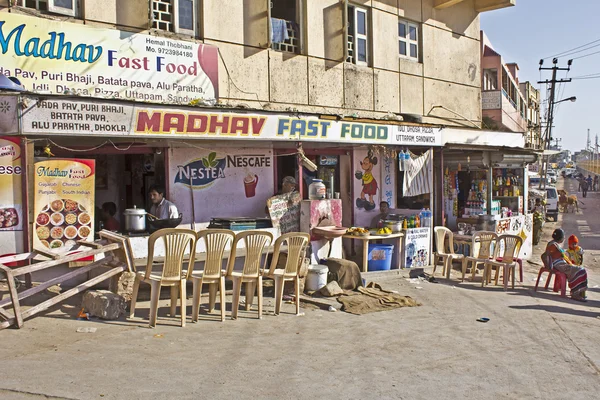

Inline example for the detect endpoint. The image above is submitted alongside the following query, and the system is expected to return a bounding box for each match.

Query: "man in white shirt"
[148,184,179,220]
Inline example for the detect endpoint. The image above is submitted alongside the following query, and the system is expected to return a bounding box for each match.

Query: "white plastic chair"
[433,227,464,279]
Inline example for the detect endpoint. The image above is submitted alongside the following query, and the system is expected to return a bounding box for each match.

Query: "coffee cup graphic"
[244,174,259,198]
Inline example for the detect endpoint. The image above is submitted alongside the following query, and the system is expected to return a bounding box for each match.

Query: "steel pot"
[123,206,147,232]
[384,220,403,232]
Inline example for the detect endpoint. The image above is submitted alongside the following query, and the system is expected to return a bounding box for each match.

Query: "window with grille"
[152,0,197,37]
[483,69,498,91]
[398,19,419,61]
[347,4,368,66]
[269,0,303,54]
[24,0,77,17]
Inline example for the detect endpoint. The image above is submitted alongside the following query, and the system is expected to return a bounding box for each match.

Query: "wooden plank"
[0,252,37,264]
[0,307,12,321]
[9,243,121,277]
[76,241,103,249]
[34,248,61,260]
[21,265,126,321]
[0,256,114,309]
[99,231,136,273]
[4,270,23,328]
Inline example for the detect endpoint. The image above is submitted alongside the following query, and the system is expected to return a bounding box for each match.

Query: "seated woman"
[545,229,588,301]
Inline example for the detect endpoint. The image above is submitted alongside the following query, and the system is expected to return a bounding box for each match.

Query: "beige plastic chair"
[461,231,498,282]
[433,226,464,279]
[483,234,523,290]
[189,229,235,322]
[226,230,274,320]
[263,232,310,316]
[130,228,197,328]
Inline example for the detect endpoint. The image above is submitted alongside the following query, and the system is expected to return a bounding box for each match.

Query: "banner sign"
[20,97,445,146]
[0,136,23,231]
[0,13,218,104]
[169,148,274,224]
[33,158,95,253]
[404,227,430,268]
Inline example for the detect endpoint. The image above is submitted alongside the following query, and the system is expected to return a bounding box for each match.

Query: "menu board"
[267,192,301,234]
[33,159,95,253]
[0,137,23,231]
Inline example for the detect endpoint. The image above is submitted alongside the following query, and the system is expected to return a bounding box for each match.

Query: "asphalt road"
[1,178,599,400]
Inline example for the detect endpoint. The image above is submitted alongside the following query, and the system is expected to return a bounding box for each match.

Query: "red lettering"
[251,117,266,135]
[187,115,208,133]
[163,113,185,133]
[209,116,230,135]
[136,111,161,133]
[230,117,249,135]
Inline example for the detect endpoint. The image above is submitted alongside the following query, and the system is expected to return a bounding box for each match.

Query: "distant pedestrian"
[582,179,588,198]
[594,175,599,191]
[586,175,593,191]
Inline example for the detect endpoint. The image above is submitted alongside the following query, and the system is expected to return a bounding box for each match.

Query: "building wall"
[1,0,487,128]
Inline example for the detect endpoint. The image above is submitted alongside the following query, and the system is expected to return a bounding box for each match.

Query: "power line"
[572,49,600,60]
[542,38,600,59]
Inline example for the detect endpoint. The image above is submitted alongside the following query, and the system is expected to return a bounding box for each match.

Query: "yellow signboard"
[0,136,23,231]
[33,159,95,253]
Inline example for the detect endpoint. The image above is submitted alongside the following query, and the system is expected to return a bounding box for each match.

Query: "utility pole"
[551,137,562,149]
[538,58,572,189]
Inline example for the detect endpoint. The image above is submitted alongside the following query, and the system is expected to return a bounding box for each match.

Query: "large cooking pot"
[123,206,147,232]
[384,220,403,232]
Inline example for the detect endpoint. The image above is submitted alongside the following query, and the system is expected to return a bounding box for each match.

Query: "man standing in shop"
[148,184,179,219]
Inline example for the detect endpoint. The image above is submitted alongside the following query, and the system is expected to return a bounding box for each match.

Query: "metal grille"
[272,20,299,54]
[152,0,174,32]
[346,34,354,63]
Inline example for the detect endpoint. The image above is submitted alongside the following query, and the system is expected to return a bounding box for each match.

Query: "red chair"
[534,267,567,297]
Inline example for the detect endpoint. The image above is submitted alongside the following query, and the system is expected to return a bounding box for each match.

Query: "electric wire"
[542,38,600,60]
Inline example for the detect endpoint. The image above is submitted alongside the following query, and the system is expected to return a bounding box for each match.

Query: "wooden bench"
[0,231,134,330]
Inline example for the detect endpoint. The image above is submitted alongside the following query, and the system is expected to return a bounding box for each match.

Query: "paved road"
[1,179,599,399]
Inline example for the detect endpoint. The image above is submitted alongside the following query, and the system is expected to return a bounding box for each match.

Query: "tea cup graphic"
[244,174,259,198]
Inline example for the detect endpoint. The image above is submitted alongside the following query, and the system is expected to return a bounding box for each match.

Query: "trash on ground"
[76,308,89,320]
[153,333,164,338]
[476,317,490,323]
[76,327,97,333]
[415,286,423,290]
[328,306,337,312]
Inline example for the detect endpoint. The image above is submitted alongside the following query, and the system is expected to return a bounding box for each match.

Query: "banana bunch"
[377,227,392,235]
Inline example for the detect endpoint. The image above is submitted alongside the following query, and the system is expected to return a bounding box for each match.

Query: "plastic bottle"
[398,149,405,171]
[403,218,408,230]
[415,215,420,228]
[308,179,326,200]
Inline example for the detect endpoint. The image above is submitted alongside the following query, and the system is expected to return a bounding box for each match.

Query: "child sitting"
[566,234,584,266]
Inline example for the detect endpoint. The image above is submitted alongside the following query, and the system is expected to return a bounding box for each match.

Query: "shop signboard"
[0,136,23,231]
[169,148,274,224]
[20,97,445,146]
[33,159,95,253]
[0,13,218,104]
[403,227,430,268]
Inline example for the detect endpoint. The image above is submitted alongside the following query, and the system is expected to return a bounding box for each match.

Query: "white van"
[545,187,558,221]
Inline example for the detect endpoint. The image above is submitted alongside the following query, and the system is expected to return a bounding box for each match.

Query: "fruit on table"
[347,227,369,235]
[377,227,392,235]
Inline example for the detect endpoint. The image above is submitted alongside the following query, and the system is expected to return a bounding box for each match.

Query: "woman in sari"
[546,229,588,301]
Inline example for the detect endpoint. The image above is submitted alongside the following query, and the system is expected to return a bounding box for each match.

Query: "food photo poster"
[33,159,95,253]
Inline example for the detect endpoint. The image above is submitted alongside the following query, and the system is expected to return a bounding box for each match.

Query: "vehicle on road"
[547,171,557,184]
[560,167,577,178]
[545,187,559,221]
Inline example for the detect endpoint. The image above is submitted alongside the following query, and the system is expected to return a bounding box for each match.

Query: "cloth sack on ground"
[324,258,363,290]
[337,282,420,315]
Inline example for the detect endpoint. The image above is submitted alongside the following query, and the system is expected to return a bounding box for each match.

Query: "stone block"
[108,272,136,301]
[82,290,127,320]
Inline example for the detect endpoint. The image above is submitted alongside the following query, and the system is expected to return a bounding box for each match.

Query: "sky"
[480,0,600,153]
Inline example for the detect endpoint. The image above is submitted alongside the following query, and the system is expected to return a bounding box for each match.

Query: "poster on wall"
[404,228,430,268]
[353,148,383,228]
[0,13,218,104]
[170,148,274,223]
[495,214,533,260]
[0,136,23,231]
[33,159,95,253]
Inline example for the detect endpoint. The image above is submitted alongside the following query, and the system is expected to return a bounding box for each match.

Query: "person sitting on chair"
[545,229,588,302]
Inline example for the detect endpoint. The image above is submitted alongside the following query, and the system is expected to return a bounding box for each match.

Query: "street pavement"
[1,178,599,400]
